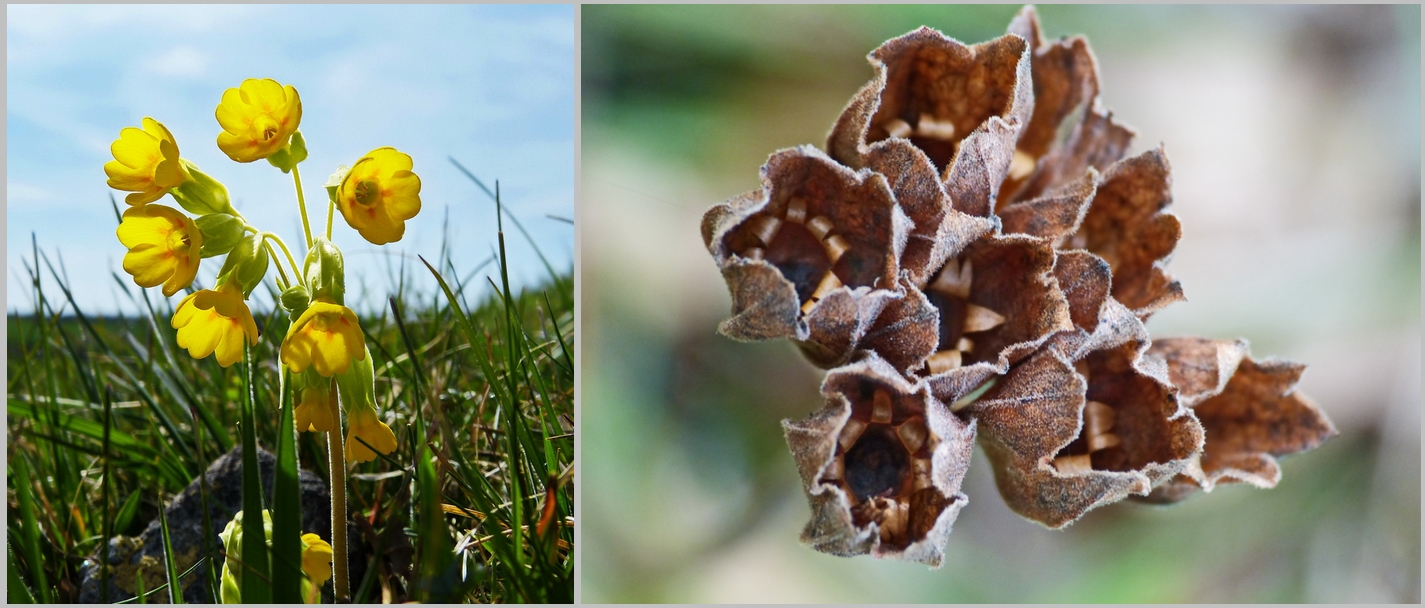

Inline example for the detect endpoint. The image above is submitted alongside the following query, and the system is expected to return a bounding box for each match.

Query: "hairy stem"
[327,399,350,600]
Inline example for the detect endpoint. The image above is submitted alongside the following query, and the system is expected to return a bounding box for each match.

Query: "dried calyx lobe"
[783,355,973,567]
[702,145,912,369]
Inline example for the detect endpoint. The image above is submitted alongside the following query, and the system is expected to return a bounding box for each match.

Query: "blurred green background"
[582,5,1420,602]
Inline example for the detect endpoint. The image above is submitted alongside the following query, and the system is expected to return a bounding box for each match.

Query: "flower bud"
[303,237,346,305]
[280,283,312,316]
[169,160,235,216]
[217,232,270,298]
[218,509,273,604]
[195,213,246,258]
[266,130,309,174]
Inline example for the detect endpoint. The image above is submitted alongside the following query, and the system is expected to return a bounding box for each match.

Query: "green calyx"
[170,160,236,216]
[217,232,270,298]
[303,237,346,305]
[195,213,246,258]
[280,283,312,317]
[266,130,309,174]
[336,344,377,415]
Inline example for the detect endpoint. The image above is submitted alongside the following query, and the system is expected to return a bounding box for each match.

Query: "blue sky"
[7,4,574,315]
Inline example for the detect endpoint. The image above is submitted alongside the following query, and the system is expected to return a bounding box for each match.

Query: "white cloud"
[7,182,56,204]
[143,47,207,78]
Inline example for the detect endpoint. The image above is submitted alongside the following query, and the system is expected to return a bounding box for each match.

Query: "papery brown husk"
[965,290,1203,528]
[1070,147,1185,318]
[1141,338,1338,503]
[782,354,974,567]
[862,137,997,287]
[702,145,913,366]
[827,27,1033,218]
[998,5,1136,207]
[922,232,1074,402]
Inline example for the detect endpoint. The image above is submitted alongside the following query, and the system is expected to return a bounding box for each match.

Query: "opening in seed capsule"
[921,257,1007,373]
[735,195,884,314]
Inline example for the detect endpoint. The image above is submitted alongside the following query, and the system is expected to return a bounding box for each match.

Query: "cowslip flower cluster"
[106,77,422,599]
[702,7,1336,567]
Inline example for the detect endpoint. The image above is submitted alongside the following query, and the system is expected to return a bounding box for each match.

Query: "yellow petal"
[123,244,175,288]
[124,189,164,206]
[215,88,252,133]
[111,127,159,169]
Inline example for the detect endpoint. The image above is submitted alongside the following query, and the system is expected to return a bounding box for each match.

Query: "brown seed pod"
[827,26,1034,218]
[964,299,1204,528]
[1141,338,1338,503]
[782,354,974,567]
[861,137,997,288]
[918,232,1074,402]
[1066,147,1186,319]
[998,5,1136,207]
[702,145,913,366]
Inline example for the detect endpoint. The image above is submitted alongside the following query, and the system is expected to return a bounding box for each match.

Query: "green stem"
[292,166,313,249]
[326,196,335,241]
[327,397,350,600]
[263,233,304,286]
[261,242,291,291]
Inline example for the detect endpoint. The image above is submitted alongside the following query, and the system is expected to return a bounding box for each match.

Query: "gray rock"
[76,444,364,603]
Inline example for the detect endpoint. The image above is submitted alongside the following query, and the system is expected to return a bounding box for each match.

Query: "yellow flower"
[336,147,422,245]
[215,78,303,163]
[104,117,189,206]
[116,204,202,297]
[281,301,366,377]
[300,532,333,602]
[346,405,397,463]
[294,380,337,433]
[172,280,259,368]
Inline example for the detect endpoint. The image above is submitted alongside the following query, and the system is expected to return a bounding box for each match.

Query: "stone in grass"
[77,445,364,603]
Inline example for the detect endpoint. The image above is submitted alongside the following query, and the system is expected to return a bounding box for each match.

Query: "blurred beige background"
[582,5,1420,602]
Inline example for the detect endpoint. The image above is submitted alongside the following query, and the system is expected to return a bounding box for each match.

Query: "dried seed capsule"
[782,355,973,567]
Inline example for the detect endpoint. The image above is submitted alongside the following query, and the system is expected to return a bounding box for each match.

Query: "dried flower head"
[783,355,973,566]
[1142,338,1338,502]
[700,6,1336,565]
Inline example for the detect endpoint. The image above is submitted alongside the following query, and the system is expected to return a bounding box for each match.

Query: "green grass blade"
[157,490,185,603]
[271,369,303,603]
[448,157,560,283]
[415,423,457,602]
[101,386,114,604]
[239,345,272,603]
[12,456,51,603]
[114,490,143,536]
[8,541,37,603]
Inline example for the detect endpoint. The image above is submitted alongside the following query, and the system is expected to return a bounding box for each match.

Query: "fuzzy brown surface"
[863,138,996,287]
[998,169,1097,242]
[782,355,973,566]
[1073,146,1185,317]
[827,28,1034,218]
[922,233,1072,403]
[1144,341,1338,502]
